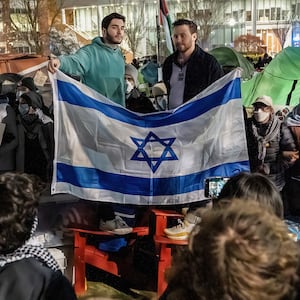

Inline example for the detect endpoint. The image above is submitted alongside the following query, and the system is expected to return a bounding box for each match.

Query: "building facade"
[59,0,300,58]
[1,0,300,57]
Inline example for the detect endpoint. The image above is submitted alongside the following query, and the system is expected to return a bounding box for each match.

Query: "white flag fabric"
[50,69,249,205]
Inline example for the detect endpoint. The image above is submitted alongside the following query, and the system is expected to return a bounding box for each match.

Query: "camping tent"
[242,47,300,107]
[209,46,255,80]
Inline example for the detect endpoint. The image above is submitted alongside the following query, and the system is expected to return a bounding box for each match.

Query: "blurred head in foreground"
[164,201,300,300]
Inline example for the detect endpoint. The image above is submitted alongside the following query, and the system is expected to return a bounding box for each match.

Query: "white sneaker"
[99,215,133,235]
[164,219,195,240]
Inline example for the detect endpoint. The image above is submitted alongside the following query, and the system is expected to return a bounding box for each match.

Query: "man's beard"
[105,32,122,45]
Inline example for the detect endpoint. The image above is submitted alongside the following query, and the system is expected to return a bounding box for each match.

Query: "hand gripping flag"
[50,69,249,205]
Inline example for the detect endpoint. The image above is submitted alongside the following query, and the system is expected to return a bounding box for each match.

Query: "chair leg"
[73,231,87,295]
[157,244,172,297]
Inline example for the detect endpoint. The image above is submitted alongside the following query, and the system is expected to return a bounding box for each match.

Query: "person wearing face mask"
[125,63,157,113]
[16,93,54,183]
[245,95,298,200]
[17,77,51,119]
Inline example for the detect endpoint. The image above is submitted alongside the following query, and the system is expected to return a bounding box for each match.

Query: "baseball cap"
[253,95,273,107]
[152,82,167,97]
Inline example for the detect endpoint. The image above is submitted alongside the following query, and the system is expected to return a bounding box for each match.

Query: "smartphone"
[204,177,230,198]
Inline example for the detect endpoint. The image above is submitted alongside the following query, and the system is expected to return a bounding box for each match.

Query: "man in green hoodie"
[48,13,134,234]
[48,12,126,106]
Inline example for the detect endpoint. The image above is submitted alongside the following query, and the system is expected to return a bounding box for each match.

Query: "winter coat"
[162,45,223,104]
[246,115,297,191]
[126,88,157,113]
[0,258,77,300]
[0,104,18,172]
[284,115,300,214]
[16,115,54,182]
[59,37,125,106]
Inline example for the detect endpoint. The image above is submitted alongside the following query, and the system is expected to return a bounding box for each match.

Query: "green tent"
[242,47,300,107]
[209,46,255,80]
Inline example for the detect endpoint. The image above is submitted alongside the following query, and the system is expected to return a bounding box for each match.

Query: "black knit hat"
[20,77,36,91]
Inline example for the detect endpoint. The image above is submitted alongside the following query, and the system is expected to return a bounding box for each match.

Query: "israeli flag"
[50,69,249,205]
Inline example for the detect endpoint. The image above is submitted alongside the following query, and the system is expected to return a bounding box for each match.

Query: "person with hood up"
[17,77,51,118]
[16,93,54,182]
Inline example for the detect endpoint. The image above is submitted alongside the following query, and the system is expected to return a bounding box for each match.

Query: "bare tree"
[272,21,291,50]
[124,2,147,58]
[4,0,65,56]
[1,0,12,52]
[8,0,43,54]
[185,0,231,49]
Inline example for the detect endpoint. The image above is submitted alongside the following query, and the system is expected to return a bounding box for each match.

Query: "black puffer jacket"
[0,258,77,300]
[246,115,296,190]
[162,45,224,103]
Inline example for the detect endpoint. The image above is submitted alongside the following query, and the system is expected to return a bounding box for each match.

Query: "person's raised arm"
[48,58,61,74]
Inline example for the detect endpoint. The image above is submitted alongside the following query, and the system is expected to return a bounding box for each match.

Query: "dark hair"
[101,12,125,29]
[173,19,197,34]
[0,172,44,254]
[165,201,300,300]
[215,172,283,218]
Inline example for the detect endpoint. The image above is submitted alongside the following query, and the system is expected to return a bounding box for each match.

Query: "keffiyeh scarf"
[0,217,60,271]
[251,115,281,173]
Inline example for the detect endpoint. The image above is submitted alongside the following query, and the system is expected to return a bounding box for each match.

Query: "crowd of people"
[1,12,300,231]
[0,76,54,182]
[1,11,300,299]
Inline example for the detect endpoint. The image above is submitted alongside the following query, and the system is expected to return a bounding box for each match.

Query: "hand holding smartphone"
[204,177,230,198]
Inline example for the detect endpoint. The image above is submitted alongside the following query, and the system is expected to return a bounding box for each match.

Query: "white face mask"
[253,109,270,123]
[125,80,134,94]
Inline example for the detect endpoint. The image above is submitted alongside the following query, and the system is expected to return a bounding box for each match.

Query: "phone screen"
[204,177,230,198]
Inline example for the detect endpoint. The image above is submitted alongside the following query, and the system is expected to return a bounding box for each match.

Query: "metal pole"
[156,14,161,66]
[251,0,256,36]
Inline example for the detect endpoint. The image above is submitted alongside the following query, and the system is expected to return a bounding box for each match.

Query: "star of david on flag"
[50,69,249,205]
[131,131,178,173]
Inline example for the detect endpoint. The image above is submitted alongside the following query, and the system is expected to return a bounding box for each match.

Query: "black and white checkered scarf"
[0,217,60,271]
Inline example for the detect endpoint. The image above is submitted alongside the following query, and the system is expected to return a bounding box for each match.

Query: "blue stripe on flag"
[56,161,250,196]
[51,69,250,204]
[56,77,241,128]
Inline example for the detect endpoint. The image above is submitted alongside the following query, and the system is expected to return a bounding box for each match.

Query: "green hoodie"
[59,37,125,106]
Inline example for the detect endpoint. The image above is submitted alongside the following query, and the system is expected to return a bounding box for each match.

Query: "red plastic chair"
[70,226,149,295]
[151,209,188,297]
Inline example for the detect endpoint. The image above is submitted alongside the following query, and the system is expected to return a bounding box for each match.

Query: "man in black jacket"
[162,19,224,239]
[162,18,223,110]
